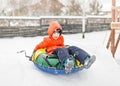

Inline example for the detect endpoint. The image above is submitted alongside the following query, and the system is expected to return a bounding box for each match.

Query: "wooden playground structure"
[106,0,120,57]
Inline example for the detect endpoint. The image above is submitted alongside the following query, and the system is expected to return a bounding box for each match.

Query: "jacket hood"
[48,21,62,36]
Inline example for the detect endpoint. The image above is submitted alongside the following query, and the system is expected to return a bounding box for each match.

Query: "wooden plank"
[111,22,120,29]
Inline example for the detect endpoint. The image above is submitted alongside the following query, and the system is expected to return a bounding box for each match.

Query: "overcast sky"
[0,0,120,11]
[99,0,120,11]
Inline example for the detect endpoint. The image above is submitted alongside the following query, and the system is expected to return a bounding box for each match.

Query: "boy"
[33,21,96,73]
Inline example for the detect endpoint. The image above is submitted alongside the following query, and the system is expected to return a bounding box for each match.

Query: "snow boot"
[84,55,96,69]
[64,58,74,73]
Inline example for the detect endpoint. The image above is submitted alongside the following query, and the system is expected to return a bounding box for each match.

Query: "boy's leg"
[68,46,89,64]
[68,46,96,69]
[52,48,74,73]
[52,48,70,64]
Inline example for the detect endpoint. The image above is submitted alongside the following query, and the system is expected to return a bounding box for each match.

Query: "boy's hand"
[65,45,70,48]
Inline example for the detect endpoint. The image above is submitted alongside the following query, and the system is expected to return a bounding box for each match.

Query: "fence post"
[39,18,42,28]
[8,19,10,27]
[82,16,86,38]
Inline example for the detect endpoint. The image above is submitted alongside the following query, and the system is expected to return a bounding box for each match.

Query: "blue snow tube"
[34,63,84,74]
[32,49,85,74]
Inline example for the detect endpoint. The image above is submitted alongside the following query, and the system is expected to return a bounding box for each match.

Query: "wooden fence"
[0,16,111,38]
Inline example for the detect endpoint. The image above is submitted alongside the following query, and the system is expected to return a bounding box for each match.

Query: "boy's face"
[52,32,60,40]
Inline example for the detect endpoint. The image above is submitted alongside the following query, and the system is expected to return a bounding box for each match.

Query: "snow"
[0,30,120,86]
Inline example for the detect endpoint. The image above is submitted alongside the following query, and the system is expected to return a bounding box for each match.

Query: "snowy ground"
[0,30,120,86]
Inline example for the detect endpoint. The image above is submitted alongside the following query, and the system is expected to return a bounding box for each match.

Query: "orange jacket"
[34,21,65,53]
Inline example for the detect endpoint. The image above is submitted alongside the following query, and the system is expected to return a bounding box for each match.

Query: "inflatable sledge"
[31,49,85,74]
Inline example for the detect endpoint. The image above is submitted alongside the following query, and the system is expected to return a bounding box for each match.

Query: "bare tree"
[65,0,82,16]
[8,0,30,16]
[8,0,17,16]
[49,0,64,15]
[17,0,30,16]
[40,0,64,15]
[89,0,103,15]
[39,0,49,15]
[30,2,42,16]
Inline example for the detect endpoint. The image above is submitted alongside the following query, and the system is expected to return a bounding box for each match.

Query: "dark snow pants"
[52,48,70,64]
[52,46,90,64]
